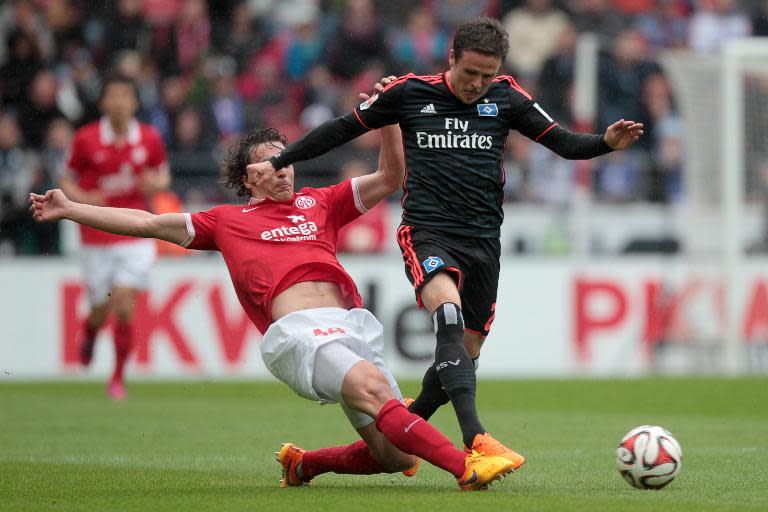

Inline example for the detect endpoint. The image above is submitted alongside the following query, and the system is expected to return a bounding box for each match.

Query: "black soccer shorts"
[396,224,500,336]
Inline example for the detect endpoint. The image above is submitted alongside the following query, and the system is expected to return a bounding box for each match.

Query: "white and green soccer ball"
[616,425,682,490]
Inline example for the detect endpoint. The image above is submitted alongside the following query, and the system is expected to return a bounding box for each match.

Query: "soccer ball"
[616,425,682,489]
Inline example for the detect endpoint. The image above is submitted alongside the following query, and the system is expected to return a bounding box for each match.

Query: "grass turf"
[1,378,767,511]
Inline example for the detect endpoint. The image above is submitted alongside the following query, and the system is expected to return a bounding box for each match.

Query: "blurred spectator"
[327,0,392,79]
[596,29,657,138]
[102,0,152,65]
[611,0,656,15]
[389,5,449,75]
[502,132,531,201]
[0,112,40,255]
[0,30,43,107]
[502,0,570,80]
[566,0,627,44]
[18,69,67,148]
[284,18,326,81]
[751,0,768,36]
[210,68,245,138]
[0,0,55,64]
[168,104,218,199]
[640,73,684,202]
[336,160,392,253]
[633,0,689,53]
[688,0,751,54]
[435,0,501,29]
[594,151,644,202]
[43,0,83,60]
[215,1,266,74]
[173,0,211,74]
[536,24,577,126]
[529,140,577,205]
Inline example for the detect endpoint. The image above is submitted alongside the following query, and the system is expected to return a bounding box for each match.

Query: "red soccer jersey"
[181,179,368,333]
[65,117,168,245]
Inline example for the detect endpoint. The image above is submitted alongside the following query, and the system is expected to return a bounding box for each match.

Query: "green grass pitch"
[2,378,767,511]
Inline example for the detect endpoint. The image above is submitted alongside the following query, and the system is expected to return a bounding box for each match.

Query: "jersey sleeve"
[352,78,405,130]
[180,207,221,250]
[145,127,168,168]
[500,76,558,142]
[326,178,367,228]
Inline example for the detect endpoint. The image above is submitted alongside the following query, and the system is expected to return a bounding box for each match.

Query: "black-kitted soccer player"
[248,17,643,466]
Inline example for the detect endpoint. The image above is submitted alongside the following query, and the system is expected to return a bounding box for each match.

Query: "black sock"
[432,303,484,447]
[408,364,450,420]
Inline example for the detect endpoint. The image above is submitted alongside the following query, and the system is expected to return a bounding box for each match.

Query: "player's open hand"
[604,120,644,151]
[29,189,71,222]
[358,75,398,101]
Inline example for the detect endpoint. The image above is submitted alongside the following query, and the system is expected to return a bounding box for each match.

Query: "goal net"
[660,39,768,373]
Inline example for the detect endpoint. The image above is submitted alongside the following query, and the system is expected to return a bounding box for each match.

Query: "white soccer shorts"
[81,239,157,305]
[260,307,403,428]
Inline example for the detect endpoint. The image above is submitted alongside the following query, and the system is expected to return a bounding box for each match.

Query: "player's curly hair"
[452,16,509,60]
[221,127,288,198]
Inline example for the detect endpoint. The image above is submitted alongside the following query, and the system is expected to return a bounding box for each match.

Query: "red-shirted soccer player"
[59,74,170,400]
[30,121,516,490]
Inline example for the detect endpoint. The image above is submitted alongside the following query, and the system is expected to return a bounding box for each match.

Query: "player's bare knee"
[362,372,396,410]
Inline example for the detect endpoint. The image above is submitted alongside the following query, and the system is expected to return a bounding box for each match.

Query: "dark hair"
[99,73,139,103]
[452,17,509,61]
[222,127,287,197]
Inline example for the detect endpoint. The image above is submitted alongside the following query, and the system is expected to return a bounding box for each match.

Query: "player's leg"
[418,273,485,449]
[339,356,514,490]
[108,240,156,399]
[108,286,138,399]
[456,239,525,469]
[79,246,114,366]
[279,341,413,486]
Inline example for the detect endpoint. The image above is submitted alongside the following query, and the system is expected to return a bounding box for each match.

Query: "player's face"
[448,49,502,104]
[100,83,139,125]
[245,141,294,201]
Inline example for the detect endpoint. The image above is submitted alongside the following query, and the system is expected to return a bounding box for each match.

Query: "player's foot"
[79,338,95,366]
[400,398,421,477]
[457,450,515,491]
[107,378,127,401]
[276,443,311,487]
[465,433,525,470]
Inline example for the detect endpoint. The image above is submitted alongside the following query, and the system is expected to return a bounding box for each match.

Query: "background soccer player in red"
[30,122,516,490]
[59,74,170,399]
[247,17,644,467]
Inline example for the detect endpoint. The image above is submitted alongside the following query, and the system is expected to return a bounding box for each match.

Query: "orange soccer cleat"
[457,450,515,491]
[465,433,526,471]
[276,443,311,487]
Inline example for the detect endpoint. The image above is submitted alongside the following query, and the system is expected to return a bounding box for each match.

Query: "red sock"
[300,440,388,480]
[83,322,99,343]
[375,399,466,477]
[111,323,133,382]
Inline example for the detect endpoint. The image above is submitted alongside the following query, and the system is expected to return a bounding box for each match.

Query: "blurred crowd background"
[1,0,767,256]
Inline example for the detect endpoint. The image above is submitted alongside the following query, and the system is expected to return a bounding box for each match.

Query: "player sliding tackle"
[30,122,515,491]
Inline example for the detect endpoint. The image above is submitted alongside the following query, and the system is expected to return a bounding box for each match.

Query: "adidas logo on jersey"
[420,103,437,114]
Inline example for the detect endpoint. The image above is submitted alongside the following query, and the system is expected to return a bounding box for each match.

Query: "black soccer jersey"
[271,71,612,239]
[353,72,560,238]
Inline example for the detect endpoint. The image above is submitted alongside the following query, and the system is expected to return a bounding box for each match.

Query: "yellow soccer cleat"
[466,433,526,471]
[457,450,515,491]
[276,443,310,487]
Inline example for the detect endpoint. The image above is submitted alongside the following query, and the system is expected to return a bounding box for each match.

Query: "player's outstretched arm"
[354,124,405,210]
[29,189,189,245]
